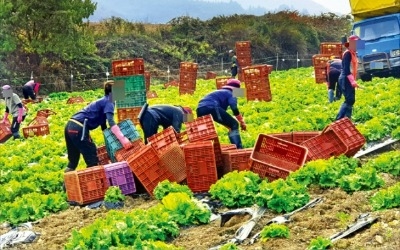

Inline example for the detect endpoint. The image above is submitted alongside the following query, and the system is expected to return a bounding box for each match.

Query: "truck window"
[354,17,400,41]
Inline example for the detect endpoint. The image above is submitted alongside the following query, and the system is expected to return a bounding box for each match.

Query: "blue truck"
[349,0,400,81]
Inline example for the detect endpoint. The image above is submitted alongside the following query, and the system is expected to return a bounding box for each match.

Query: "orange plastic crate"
[148,126,179,155]
[292,131,321,145]
[29,116,48,126]
[117,107,142,125]
[183,141,218,193]
[245,80,270,92]
[159,144,187,183]
[0,120,12,143]
[246,90,272,102]
[97,145,111,165]
[36,109,56,118]
[146,90,158,99]
[185,114,218,142]
[237,57,252,67]
[112,58,145,77]
[179,87,196,95]
[164,80,179,88]
[300,130,348,161]
[215,77,230,89]
[314,67,327,83]
[250,134,308,180]
[180,62,198,72]
[242,65,270,79]
[221,144,237,151]
[114,139,145,162]
[22,120,50,138]
[222,148,253,174]
[235,41,251,50]
[126,145,175,195]
[67,96,85,104]
[320,42,343,59]
[268,132,293,143]
[144,71,151,91]
[312,54,331,68]
[323,117,366,157]
[175,130,189,146]
[250,160,291,182]
[64,166,109,205]
[206,71,217,80]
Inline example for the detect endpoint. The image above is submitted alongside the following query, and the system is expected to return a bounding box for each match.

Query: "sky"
[313,0,352,14]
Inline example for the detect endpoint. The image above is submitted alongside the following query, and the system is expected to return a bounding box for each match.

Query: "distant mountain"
[89,0,332,24]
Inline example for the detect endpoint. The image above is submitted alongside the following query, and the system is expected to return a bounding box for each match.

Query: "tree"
[0,0,97,76]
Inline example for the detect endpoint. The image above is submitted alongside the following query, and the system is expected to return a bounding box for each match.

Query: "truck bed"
[350,0,400,20]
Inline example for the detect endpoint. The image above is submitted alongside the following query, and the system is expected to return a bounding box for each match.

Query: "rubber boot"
[228,130,243,149]
[328,89,334,103]
[13,132,20,140]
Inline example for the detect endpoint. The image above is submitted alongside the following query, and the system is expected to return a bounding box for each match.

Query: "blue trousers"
[336,75,355,120]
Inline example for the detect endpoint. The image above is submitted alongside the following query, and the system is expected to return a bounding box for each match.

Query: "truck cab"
[352,13,400,81]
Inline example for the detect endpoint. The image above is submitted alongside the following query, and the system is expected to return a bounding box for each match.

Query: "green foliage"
[256,179,310,213]
[220,242,239,250]
[260,224,290,241]
[104,186,125,203]
[364,150,400,176]
[153,180,193,201]
[307,236,332,250]
[159,192,211,226]
[339,167,384,193]
[370,182,400,211]
[209,170,262,208]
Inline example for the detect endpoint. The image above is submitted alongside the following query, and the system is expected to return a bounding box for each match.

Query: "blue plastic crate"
[104,119,141,162]
[116,90,147,108]
[113,75,146,92]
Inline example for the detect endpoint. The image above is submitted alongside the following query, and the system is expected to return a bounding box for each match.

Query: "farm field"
[0,67,399,250]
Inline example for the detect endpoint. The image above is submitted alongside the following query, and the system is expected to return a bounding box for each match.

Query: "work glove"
[17,108,23,123]
[1,112,8,123]
[235,114,247,131]
[347,74,359,88]
[111,125,132,149]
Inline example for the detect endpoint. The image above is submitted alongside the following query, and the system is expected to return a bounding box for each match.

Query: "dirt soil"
[2,144,400,250]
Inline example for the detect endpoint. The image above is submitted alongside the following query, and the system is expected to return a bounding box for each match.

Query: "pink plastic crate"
[104,161,136,195]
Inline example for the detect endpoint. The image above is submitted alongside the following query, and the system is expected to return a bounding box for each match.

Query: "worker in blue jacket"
[196,79,246,149]
[64,80,131,172]
[139,104,192,144]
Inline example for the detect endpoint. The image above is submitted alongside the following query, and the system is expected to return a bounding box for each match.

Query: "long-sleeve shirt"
[146,105,185,133]
[197,88,240,116]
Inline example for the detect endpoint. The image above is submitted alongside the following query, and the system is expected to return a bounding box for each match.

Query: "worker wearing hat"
[196,78,246,149]
[336,35,360,120]
[139,104,193,144]
[229,50,239,78]
[1,85,27,139]
[64,80,131,172]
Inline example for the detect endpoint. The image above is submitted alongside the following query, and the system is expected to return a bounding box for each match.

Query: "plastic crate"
[222,148,253,174]
[179,87,195,95]
[164,80,179,88]
[185,114,218,142]
[179,80,196,90]
[250,134,308,179]
[103,119,141,162]
[29,116,48,126]
[312,54,331,68]
[36,109,56,118]
[250,160,291,182]
[221,144,237,151]
[22,120,50,138]
[112,58,145,77]
[180,62,198,72]
[0,120,12,143]
[64,166,109,205]
[246,90,272,102]
[215,77,230,89]
[235,41,251,50]
[66,96,85,104]
[245,80,270,92]
[314,67,327,83]
[320,42,343,59]
[126,145,175,195]
[113,75,146,92]
[268,132,293,142]
[116,107,142,125]
[97,145,111,165]
[292,131,321,145]
[183,141,218,193]
[148,126,179,155]
[175,130,189,146]
[300,130,348,161]
[159,144,187,183]
[104,161,136,195]
[237,57,252,67]
[242,65,270,79]
[206,71,217,80]
[116,90,147,108]
[323,117,366,157]
[114,139,145,162]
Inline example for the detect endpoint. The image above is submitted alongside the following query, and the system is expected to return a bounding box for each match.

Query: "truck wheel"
[360,73,372,82]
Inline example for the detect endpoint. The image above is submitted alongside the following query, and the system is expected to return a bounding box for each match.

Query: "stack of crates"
[179,62,198,95]
[242,64,273,101]
[235,41,252,81]
[320,42,343,60]
[250,134,308,182]
[312,54,331,83]
[301,117,365,161]
[112,58,146,125]
[215,77,230,89]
